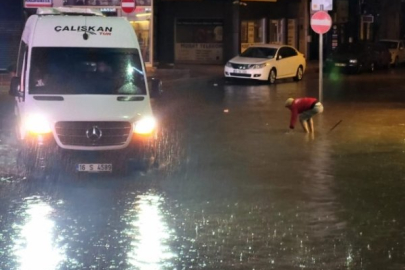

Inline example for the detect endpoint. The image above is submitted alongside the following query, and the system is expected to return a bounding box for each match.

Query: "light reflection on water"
[125,192,176,270]
[13,196,65,270]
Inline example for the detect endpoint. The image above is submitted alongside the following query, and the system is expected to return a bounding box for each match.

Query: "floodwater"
[0,69,405,269]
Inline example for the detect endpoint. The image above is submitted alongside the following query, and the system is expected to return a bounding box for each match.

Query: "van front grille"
[55,121,131,147]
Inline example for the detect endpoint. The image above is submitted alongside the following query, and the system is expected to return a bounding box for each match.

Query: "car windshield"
[29,47,146,95]
[334,43,365,54]
[379,41,398,49]
[240,47,277,59]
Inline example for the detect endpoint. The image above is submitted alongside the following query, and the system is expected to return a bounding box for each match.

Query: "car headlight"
[24,114,52,134]
[225,62,233,67]
[133,116,157,135]
[249,63,266,69]
[349,59,358,64]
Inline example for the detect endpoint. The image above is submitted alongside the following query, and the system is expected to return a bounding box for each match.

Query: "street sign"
[311,11,332,104]
[121,0,136,14]
[311,0,333,11]
[362,15,374,23]
[25,0,52,8]
[311,11,332,34]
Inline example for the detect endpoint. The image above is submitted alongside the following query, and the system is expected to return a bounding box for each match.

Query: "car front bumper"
[224,66,269,81]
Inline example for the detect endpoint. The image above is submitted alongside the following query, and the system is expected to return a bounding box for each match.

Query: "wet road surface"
[1,68,405,269]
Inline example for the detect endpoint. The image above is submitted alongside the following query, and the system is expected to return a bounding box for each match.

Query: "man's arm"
[290,107,298,129]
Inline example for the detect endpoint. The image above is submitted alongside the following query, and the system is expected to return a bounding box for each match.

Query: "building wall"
[155,0,306,64]
[155,0,227,64]
[0,0,24,71]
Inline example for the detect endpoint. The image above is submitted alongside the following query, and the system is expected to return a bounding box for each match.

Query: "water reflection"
[125,192,176,269]
[13,196,65,270]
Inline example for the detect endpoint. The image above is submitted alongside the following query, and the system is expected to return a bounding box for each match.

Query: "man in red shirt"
[285,97,324,133]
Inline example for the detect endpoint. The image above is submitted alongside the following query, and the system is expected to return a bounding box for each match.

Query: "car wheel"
[268,69,276,84]
[293,66,304,81]
[393,57,399,68]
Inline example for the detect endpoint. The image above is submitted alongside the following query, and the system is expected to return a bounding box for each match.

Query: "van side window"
[16,41,28,77]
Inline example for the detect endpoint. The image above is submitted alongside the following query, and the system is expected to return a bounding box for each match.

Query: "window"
[29,47,146,95]
[17,41,27,77]
[285,47,298,57]
[240,47,277,59]
[277,47,288,59]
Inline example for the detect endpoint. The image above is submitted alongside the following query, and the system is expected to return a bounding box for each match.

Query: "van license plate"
[77,164,112,172]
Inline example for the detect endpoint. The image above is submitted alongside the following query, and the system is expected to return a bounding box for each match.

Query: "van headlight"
[349,59,358,64]
[133,116,156,135]
[24,114,52,134]
[249,63,266,69]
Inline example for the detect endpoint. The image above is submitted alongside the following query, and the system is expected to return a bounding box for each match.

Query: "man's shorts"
[299,102,324,121]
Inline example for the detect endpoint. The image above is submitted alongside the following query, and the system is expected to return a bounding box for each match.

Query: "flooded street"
[1,69,405,269]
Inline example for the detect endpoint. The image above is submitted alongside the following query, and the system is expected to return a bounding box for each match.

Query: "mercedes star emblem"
[86,126,102,141]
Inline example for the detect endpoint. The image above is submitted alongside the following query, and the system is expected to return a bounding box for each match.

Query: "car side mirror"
[9,76,23,97]
[277,55,282,60]
[149,77,163,98]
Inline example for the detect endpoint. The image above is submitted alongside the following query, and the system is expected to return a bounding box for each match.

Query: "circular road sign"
[121,0,136,14]
[311,11,332,34]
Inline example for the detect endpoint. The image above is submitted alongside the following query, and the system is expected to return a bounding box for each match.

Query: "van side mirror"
[9,76,23,97]
[149,77,163,98]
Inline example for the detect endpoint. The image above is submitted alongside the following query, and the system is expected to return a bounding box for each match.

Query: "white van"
[9,8,161,177]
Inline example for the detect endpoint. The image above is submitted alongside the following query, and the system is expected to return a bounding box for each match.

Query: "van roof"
[37,7,104,16]
[22,14,138,49]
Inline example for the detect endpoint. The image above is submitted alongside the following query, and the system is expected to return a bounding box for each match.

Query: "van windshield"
[29,47,146,95]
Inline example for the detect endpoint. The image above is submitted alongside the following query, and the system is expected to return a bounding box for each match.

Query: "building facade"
[2,0,404,71]
[0,0,25,72]
[154,0,310,65]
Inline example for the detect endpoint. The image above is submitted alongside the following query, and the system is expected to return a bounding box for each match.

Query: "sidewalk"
[0,60,319,89]
[147,60,319,86]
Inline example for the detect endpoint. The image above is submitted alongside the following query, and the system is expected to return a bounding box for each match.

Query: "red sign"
[121,0,136,14]
[311,11,332,34]
[25,0,52,8]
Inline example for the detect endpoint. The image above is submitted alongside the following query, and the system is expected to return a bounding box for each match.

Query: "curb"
[160,75,223,89]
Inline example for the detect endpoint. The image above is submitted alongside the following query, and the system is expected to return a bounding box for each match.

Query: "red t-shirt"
[288,97,317,129]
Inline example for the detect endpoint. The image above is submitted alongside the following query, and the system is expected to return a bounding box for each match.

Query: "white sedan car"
[224,44,306,84]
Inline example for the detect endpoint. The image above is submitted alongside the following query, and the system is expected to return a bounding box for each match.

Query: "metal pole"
[319,32,323,103]
[319,5,324,103]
